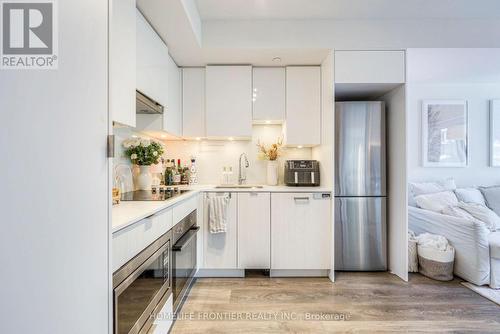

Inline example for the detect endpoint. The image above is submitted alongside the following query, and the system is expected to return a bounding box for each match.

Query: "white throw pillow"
[458,202,500,231]
[414,191,459,213]
[409,179,456,206]
[441,205,477,221]
[454,188,486,206]
[410,179,457,197]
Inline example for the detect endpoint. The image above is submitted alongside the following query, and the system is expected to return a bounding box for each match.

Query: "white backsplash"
[163,125,312,185]
[113,125,312,186]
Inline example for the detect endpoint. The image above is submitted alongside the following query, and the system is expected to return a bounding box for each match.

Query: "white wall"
[163,125,311,184]
[381,85,408,281]
[0,1,110,333]
[114,125,312,185]
[407,49,500,187]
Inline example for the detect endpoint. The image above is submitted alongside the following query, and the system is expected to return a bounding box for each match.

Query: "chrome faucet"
[238,153,249,185]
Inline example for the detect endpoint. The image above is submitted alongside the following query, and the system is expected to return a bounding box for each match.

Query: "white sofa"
[408,182,500,288]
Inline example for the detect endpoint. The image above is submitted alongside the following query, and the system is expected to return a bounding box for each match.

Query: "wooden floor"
[170,272,500,333]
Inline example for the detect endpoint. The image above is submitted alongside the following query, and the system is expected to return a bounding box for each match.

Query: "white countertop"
[112,190,200,233]
[185,184,332,193]
[112,185,332,233]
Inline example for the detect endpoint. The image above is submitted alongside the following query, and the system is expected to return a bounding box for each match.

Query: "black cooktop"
[121,189,191,201]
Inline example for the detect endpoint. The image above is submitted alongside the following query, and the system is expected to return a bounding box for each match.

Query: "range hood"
[136,90,163,114]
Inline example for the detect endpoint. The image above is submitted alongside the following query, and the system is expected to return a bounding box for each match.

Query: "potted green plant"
[122,137,164,190]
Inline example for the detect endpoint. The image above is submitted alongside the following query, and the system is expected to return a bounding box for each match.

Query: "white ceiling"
[196,0,500,20]
[139,0,500,66]
[200,48,329,66]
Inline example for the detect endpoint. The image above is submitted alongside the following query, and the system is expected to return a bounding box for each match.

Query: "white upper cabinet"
[334,51,405,83]
[182,68,205,138]
[205,66,253,139]
[165,55,182,136]
[238,193,271,269]
[136,9,169,107]
[252,67,285,123]
[285,66,321,146]
[110,0,136,127]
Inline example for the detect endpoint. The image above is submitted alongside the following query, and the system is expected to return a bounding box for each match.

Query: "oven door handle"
[172,226,200,252]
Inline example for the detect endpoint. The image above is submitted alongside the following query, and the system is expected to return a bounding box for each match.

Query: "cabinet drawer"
[112,208,172,272]
[150,208,173,233]
[172,196,198,225]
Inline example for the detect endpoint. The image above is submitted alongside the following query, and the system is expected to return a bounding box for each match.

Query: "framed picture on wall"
[491,100,500,167]
[422,100,468,167]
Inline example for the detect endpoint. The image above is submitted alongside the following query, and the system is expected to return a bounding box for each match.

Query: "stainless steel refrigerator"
[334,101,387,271]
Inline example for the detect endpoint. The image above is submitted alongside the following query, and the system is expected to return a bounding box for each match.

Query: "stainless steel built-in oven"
[113,231,171,334]
[171,210,199,312]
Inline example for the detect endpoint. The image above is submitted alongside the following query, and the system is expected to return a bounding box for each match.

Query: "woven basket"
[417,245,455,281]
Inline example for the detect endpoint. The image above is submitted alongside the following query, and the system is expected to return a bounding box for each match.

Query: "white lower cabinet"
[200,191,331,275]
[238,193,271,269]
[112,208,173,272]
[271,193,331,270]
[203,193,238,269]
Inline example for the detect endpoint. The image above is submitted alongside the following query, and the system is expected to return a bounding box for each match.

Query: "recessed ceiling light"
[272,57,281,63]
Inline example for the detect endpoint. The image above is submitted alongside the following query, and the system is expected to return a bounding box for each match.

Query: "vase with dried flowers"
[257,137,283,185]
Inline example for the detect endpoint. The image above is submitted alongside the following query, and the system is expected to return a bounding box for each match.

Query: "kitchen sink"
[215,184,264,189]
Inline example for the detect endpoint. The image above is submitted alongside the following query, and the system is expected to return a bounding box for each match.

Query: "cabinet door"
[271,193,331,270]
[334,51,405,83]
[205,66,252,138]
[165,55,182,136]
[182,68,205,138]
[285,66,321,146]
[136,9,169,107]
[110,0,136,127]
[252,67,285,122]
[203,193,238,269]
[238,193,270,269]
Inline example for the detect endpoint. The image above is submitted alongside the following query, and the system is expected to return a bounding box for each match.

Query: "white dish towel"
[208,194,230,234]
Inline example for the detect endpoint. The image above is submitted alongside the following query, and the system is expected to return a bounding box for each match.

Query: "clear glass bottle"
[189,158,198,185]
